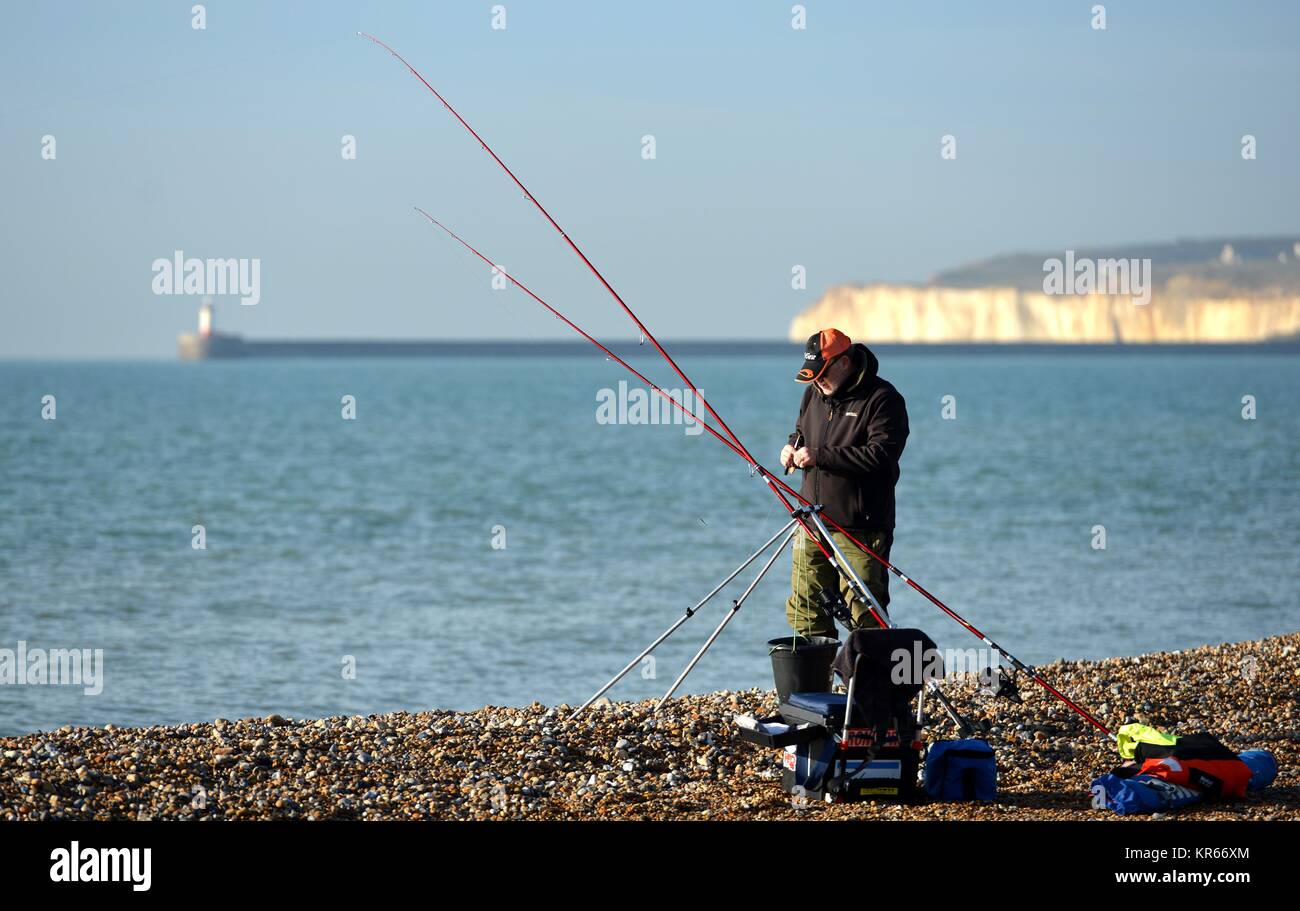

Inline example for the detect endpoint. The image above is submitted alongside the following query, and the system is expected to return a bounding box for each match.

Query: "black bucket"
[767,635,840,703]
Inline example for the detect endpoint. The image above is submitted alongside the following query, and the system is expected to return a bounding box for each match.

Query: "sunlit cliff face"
[790,285,1300,344]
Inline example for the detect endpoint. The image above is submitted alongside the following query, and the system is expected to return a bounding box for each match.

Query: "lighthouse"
[178,299,244,359]
[198,299,214,338]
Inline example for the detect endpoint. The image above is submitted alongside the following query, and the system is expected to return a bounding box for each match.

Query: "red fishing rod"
[416,210,1111,738]
[370,34,1108,737]
[361,32,884,634]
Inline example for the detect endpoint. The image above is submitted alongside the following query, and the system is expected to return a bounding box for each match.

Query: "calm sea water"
[1,353,1296,735]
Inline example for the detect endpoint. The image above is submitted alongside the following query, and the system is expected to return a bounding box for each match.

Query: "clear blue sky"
[2,0,1297,356]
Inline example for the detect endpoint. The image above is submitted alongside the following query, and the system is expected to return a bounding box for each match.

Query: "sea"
[0,350,1296,735]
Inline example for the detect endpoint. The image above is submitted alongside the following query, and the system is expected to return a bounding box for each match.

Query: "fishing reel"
[980,665,1024,704]
[815,588,857,632]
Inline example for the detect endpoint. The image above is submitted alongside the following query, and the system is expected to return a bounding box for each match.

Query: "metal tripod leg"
[653,525,799,713]
[568,517,799,719]
[805,510,973,737]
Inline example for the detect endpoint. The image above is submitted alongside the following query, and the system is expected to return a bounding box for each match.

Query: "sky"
[1,0,1297,357]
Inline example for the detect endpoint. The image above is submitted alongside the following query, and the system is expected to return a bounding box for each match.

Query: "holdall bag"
[925,739,997,801]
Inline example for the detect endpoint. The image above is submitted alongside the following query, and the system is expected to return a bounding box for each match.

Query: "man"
[780,328,909,637]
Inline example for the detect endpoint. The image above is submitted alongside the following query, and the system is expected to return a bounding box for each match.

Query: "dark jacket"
[788,344,908,530]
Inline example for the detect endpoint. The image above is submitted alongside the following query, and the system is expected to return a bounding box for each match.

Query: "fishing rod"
[363,32,979,637]
[415,211,1110,738]
[360,33,878,603]
[369,35,1110,737]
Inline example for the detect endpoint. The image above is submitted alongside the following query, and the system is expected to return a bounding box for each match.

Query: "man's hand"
[780,444,796,469]
[793,447,817,469]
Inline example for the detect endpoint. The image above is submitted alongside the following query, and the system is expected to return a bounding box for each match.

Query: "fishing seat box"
[739,629,938,804]
[736,692,923,803]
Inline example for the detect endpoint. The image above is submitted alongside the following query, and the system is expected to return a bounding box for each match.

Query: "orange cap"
[795,329,852,383]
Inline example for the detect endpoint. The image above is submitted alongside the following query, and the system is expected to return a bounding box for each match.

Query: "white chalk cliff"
[789,284,1300,343]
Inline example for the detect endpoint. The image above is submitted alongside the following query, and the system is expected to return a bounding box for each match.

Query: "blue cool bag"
[925,739,997,801]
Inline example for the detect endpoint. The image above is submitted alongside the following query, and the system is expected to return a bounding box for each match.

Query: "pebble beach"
[2,633,1296,821]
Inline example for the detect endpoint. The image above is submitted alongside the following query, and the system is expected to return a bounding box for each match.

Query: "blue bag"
[1089,773,1204,815]
[924,739,997,801]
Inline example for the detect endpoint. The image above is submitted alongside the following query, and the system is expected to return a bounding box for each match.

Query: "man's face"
[814,355,851,395]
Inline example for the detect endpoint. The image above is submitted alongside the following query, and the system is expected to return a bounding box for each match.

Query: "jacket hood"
[829,343,879,399]
[854,343,880,381]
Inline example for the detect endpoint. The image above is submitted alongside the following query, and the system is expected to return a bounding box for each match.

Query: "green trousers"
[785,527,892,637]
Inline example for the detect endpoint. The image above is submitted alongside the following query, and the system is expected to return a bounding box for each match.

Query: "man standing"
[780,328,909,636]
